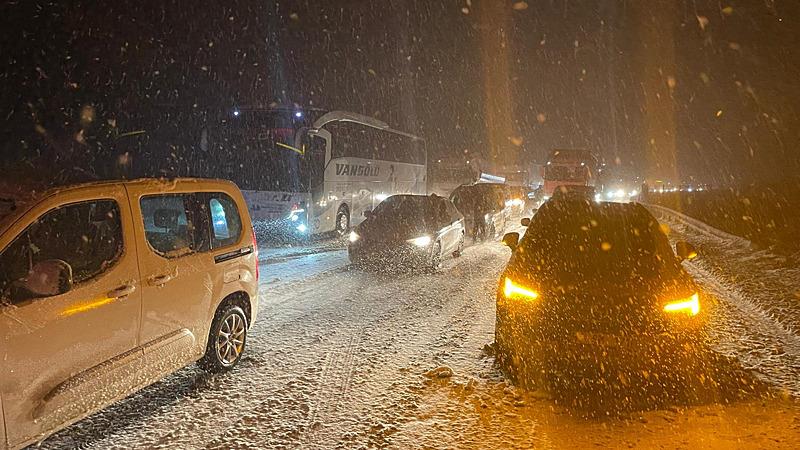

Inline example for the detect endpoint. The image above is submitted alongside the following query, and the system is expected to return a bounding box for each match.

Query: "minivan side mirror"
[675,241,698,261]
[502,232,520,250]
[19,259,73,298]
[520,217,531,227]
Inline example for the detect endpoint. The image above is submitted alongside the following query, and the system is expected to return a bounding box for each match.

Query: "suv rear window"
[519,201,678,280]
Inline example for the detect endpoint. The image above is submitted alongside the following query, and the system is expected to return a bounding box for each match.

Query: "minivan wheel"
[335,206,350,236]
[200,305,248,373]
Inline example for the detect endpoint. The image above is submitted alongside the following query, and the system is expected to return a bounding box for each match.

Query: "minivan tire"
[199,305,248,373]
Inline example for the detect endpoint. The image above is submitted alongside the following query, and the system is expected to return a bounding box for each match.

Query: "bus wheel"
[335,206,350,235]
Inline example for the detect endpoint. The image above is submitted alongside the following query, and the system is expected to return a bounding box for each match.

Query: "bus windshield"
[208,109,312,192]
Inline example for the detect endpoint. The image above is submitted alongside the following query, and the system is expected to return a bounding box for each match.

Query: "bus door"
[299,129,333,233]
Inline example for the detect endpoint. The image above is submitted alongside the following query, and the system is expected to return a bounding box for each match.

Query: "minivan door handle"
[108,284,136,299]
[149,274,173,286]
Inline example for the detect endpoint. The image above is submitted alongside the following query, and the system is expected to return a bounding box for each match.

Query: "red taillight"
[252,229,259,281]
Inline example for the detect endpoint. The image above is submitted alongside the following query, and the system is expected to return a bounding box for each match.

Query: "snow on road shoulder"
[649,205,800,396]
[649,204,800,334]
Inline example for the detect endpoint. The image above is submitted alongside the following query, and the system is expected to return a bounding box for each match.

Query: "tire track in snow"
[201,246,512,448]
[39,240,539,449]
[300,327,362,446]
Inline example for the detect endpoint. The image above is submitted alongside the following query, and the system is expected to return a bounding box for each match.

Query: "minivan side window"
[0,200,123,304]
[208,193,242,248]
[140,192,239,257]
[139,194,197,258]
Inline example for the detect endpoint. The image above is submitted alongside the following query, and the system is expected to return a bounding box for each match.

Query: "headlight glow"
[349,231,360,243]
[663,293,700,316]
[296,223,308,233]
[288,208,304,221]
[503,277,539,301]
[408,235,432,247]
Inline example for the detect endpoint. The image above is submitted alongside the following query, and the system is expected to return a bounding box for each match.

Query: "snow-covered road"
[40,214,800,449]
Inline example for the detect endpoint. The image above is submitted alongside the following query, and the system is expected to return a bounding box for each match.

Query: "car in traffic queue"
[348,194,465,270]
[495,197,706,397]
[0,178,259,450]
[449,183,510,241]
[503,185,530,216]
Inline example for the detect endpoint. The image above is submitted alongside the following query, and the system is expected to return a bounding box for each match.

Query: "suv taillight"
[252,229,259,282]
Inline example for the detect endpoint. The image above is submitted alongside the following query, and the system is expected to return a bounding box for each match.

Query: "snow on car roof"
[0,174,232,230]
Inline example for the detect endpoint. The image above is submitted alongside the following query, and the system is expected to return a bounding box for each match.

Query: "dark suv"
[496,198,704,393]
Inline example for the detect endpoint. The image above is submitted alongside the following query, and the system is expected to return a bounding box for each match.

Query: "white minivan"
[0,178,259,449]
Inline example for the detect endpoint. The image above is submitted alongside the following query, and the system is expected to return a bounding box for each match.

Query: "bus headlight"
[349,231,360,243]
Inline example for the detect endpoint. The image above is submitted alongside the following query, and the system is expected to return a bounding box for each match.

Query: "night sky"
[1,0,798,185]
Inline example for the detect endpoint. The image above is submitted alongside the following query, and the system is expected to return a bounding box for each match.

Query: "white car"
[0,178,259,449]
